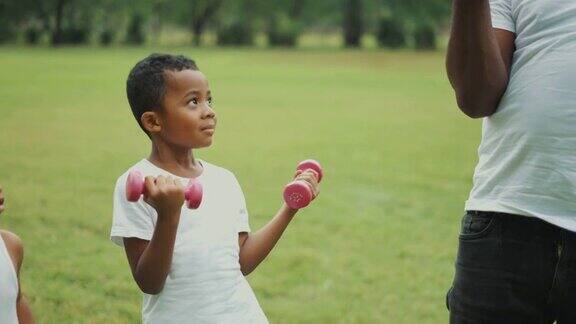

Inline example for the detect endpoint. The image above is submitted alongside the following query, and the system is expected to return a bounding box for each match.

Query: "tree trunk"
[52,0,66,45]
[290,0,304,19]
[151,0,163,45]
[343,0,362,48]
[192,23,203,46]
[189,0,223,47]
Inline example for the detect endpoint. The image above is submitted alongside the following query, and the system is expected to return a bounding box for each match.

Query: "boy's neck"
[148,141,203,179]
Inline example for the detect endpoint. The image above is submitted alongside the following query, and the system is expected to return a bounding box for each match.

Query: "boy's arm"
[238,171,319,276]
[123,176,184,295]
[124,214,180,295]
[1,231,35,324]
[446,0,515,118]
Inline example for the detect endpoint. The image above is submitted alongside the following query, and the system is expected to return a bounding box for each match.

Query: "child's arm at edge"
[1,230,35,324]
[238,170,320,276]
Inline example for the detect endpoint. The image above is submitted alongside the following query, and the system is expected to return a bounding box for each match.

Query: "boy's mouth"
[200,125,215,131]
[200,124,216,135]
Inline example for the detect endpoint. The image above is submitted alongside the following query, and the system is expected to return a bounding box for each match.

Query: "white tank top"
[0,234,19,324]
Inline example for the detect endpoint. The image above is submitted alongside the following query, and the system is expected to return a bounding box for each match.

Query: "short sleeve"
[230,173,251,233]
[490,0,515,32]
[110,174,156,246]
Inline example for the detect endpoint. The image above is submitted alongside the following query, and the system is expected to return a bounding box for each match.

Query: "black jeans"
[447,211,576,324]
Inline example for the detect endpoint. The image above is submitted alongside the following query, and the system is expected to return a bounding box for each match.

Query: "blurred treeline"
[0,0,451,49]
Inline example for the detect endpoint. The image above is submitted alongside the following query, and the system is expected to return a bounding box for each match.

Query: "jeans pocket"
[459,211,497,240]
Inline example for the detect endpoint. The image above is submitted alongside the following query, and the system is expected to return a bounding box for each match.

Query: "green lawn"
[0,46,481,323]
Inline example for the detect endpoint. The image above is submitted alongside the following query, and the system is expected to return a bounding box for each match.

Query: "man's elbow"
[136,280,164,295]
[140,285,163,295]
[456,94,499,119]
[240,262,254,276]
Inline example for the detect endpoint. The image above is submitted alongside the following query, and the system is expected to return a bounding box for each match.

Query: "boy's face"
[147,69,217,149]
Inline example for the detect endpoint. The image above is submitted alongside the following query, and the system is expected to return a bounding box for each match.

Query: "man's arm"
[446,0,516,118]
[1,230,34,324]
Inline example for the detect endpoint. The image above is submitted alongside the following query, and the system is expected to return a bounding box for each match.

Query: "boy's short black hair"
[126,53,199,135]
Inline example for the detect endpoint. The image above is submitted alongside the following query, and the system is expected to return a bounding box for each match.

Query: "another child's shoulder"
[0,229,24,265]
[1,230,22,248]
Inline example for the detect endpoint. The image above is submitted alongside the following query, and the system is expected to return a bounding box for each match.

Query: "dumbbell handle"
[283,159,323,210]
[125,171,203,209]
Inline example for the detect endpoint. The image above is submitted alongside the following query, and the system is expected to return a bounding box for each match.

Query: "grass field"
[0,46,481,323]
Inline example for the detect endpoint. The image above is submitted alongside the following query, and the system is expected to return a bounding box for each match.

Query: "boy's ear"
[141,111,162,134]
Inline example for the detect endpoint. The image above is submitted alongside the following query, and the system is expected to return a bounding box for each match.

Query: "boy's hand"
[0,184,5,214]
[143,176,185,218]
[293,169,321,199]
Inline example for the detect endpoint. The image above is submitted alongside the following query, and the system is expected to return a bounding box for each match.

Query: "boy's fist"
[143,176,185,217]
[293,169,321,199]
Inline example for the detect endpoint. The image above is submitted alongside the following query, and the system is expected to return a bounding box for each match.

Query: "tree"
[27,0,99,45]
[150,0,166,45]
[266,0,305,47]
[413,23,437,50]
[371,0,449,49]
[216,0,255,46]
[0,0,49,43]
[0,0,18,42]
[51,0,66,44]
[376,15,406,48]
[343,0,362,47]
[189,0,224,46]
[125,12,146,45]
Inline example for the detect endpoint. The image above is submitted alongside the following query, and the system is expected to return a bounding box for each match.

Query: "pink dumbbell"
[283,159,323,210]
[125,170,203,209]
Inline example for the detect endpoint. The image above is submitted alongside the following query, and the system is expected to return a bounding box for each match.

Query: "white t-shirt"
[467,0,576,231]
[110,159,268,324]
[0,233,19,324]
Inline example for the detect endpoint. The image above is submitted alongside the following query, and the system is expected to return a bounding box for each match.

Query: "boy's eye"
[189,98,198,105]
[208,97,213,106]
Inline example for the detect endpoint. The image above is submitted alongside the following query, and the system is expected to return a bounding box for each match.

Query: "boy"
[0,184,35,323]
[110,54,320,323]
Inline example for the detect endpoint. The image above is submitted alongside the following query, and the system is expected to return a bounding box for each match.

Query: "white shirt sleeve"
[490,0,515,32]
[110,174,157,246]
[230,173,251,233]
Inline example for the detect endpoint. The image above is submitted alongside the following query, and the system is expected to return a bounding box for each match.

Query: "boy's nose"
[202,104,216,119]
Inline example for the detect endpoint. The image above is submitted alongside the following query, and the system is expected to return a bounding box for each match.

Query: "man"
[446,0,576,323]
